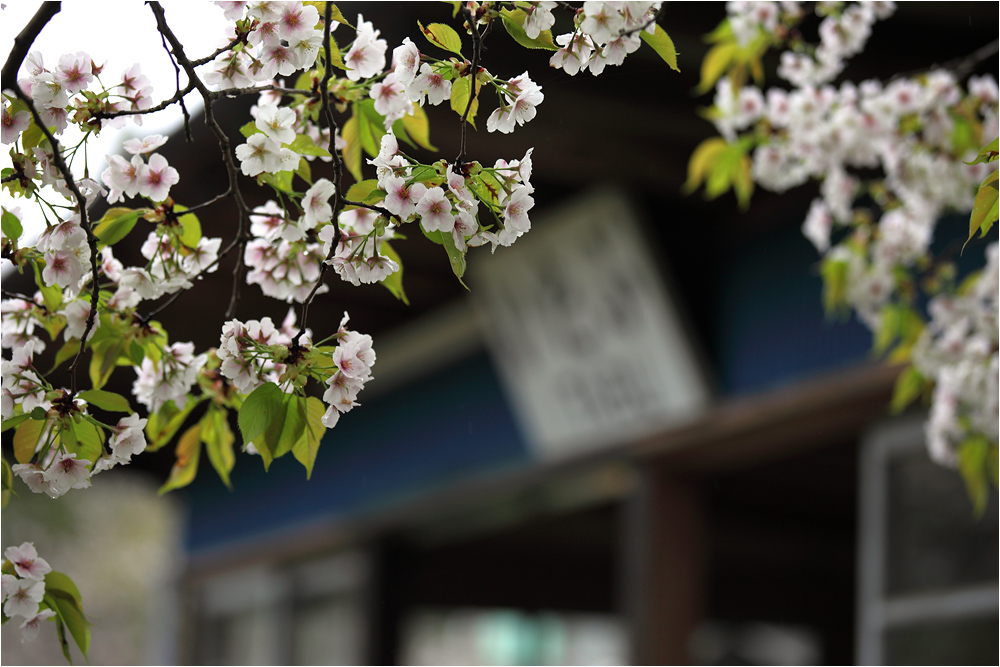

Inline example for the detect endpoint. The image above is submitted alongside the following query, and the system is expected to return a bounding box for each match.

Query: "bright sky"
[1,1,230,251]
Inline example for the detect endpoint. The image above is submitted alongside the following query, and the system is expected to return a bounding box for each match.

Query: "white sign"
[471,190,711,460]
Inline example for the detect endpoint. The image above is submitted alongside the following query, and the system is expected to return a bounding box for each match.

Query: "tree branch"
[455,5,484,166]
[147,2,254,320]
[1,2,60,90]
[10,88,99,395]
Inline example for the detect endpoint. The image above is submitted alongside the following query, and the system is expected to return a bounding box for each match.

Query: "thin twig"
[292,2,344,350]
[147,2,254,321]
[159,27,193,142]
[454,5,484,166]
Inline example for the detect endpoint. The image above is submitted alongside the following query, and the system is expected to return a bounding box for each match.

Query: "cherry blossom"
[4,543,51,581]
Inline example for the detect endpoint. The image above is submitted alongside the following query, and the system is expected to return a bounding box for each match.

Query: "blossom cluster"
[207,1,324,87]
[370,132,536,254]
[914,243,999,466]
[133,342,208,414]
[705,1,1000,467]
[1,543,55,642]
[218,310,306,394]
[548,2,661,76]
[321,313,375,428]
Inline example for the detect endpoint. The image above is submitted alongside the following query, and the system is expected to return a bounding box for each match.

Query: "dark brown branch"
[191,34,244,68]
[1,2,60,90]
[11,88,99,395]
[454,5,484,165]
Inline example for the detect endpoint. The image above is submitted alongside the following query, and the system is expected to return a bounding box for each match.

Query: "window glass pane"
[883,614,999,665]
[294,597,365,665]
[885,448,998,595]
[401,608,627,666]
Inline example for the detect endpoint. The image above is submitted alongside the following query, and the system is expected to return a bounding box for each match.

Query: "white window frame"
[856,415,999,665]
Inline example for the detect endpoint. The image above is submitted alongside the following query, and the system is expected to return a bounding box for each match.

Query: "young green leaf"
[450,75,479,126]
[159,423,202,494]
[175,206,202,248]
[341,113,363,182]
[379,241,409,305]
[640,24,680,72]
[201,406,235,489]
[418,21,463,54]
[2,208,24,240]
[13,418,46,464]
[77,389,132,413]
[890,365,925,414]
[967,169,998,246]
[958,435,990,517]
[401,104,437,151]
[499,9,558,51]
[288,133,332,157]
[238,382,284,445]
[292,397,326,479]
[93,207,145,246]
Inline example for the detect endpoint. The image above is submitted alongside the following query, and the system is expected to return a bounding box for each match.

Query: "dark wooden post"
[622,466,705,665]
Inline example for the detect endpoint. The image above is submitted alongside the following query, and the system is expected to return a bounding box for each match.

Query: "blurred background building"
[2,2,998,665]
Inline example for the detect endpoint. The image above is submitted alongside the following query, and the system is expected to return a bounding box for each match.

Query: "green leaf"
[65,419,103,465]
[20,121,43,152]
[78,389,132,413]
[159,423,202,494]
[303,1,352,28]
[93,207,144,246]
[958,435,990,517]
[379,240,409,305]
[441,229,468,287]
[201,406,235,489]
[640,24,680,72]
[259,170,296,195]
[1,208,23,240]
[449,75,479,127]
[145,399,198,452]
[45,571,84,608]
[345,179,380,204]
[418,21,463,54]
[1,413,32,433]
[964,137,998,165]
[273,394,307,460]
[698,42,737,94]
[2,457,13,509]
[13,418,45,464]
[356,99,387,158]
[239,120,262,138]
[684,137,729,193]
[820,256,850,316]
[238,382,284,446]
[33,262,63,312]
[890,366,925,414]
[341,113,363,182]
[295,156,313,185]
[967,169,999,246]
[288,133,332,157]
[292,396,326,479]
[499,9,558,50]
[48,339,81,374]
[175,206,202,249]
[400,104,437,151]
[89,339,125,390]
[53,612,73,663]
[44,572,90,659]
